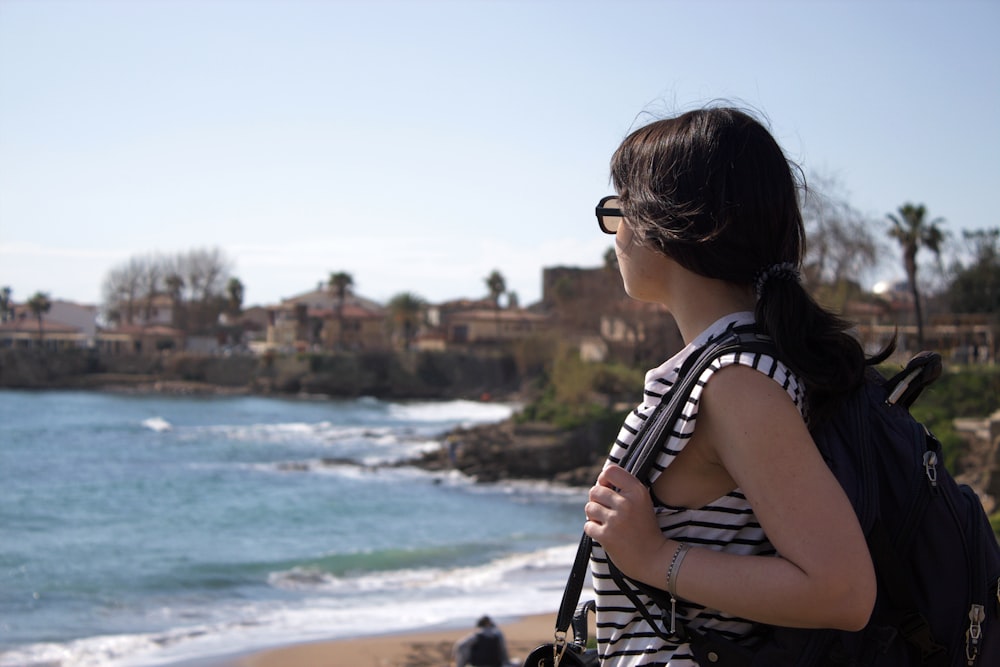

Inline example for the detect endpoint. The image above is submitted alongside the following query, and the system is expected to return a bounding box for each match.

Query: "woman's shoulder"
[702,349,807,415]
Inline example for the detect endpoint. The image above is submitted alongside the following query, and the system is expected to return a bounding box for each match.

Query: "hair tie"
[754,262,800,297]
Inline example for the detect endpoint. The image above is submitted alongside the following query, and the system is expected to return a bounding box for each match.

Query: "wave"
[173,397,517,462]
[0,544,589,667]
[140,417,172,432]
[267,543,585,595]
[388,399,517,425]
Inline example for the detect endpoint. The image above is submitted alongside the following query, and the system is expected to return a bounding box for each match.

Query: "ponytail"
[754,275,893,422]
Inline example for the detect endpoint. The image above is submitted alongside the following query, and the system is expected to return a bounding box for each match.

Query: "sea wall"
[0,348,523,400]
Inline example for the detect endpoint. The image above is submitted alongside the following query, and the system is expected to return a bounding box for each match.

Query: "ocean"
[0,390,591,667]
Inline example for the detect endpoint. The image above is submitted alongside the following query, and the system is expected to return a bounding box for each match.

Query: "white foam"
[2,544,589,667]
[388,399,517,425]
[141,417,172,432]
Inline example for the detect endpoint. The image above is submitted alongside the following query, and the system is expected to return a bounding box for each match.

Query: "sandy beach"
[210,612,558,667]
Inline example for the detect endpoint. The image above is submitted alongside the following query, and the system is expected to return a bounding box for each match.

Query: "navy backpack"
[542,327,1000,667]
[731,343,1000,666]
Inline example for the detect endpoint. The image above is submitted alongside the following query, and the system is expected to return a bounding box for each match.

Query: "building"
[0,300,98,350]
[266,287,389,351]
[440,307,549,345]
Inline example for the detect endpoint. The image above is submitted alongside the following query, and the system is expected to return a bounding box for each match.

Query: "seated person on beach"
[453,615,510,667]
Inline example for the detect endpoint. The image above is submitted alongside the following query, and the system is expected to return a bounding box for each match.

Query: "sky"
[1,0,998,309]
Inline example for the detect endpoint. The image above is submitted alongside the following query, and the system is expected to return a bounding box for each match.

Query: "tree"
[800,172,881,310]
[484,269,506,341]
[484,270,506,307]
[887,203,946,347]
[101,258,144,325]
[603,247,619,273]
[226,277,245,317]
[387,292,426,349]
[328,272,354,305]
[0,286,12,322]
[947,228,1000,314]
[27,291,51,342]
[178,248,233,331]
[165,273,185,328]
[327,272,354,348]
[101,248,233,332]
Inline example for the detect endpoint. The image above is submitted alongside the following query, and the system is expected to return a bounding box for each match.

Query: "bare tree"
[800,172,882,309]
[102,248,233,332]
[101,258,145,325]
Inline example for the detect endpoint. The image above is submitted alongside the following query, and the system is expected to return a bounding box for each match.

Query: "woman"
[583,107,882,666]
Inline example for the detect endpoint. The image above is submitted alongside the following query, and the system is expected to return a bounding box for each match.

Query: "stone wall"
[0,348,524,400]
[955,410,1000,513]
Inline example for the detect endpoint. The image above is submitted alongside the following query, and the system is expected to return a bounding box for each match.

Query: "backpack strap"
[550,323,771,644]
[873,352,950,667]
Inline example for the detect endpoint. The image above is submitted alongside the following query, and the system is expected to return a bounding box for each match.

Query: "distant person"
[447,434,461,466]
[453,615,509,667]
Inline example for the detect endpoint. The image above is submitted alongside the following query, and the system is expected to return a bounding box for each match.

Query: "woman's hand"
[584,464,672,587]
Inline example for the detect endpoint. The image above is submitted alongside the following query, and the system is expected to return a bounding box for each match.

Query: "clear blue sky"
[1,0,997,308]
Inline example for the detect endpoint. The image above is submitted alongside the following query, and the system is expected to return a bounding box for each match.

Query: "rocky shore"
[410,417,614,487]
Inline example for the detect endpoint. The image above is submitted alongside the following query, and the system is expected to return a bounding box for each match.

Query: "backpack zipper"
[966,603,984,665]
[922,449,939,491]
[893,420,935,549]
[946,485,987,665]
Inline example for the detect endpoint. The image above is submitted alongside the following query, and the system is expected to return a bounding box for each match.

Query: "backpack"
[745,347,1000,666]
[597,327,1000,666]
[469,629,503,667]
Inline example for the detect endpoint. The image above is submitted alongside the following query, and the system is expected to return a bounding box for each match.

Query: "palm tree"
[226,277,244,316]
[887,203,945,347]
[484,270,506,341]
[327,272,354,348]
[165,273,185,329]
[0,286,12,322]
[484,270,506,307]
[387,292,426,349]
[27,291,52,344]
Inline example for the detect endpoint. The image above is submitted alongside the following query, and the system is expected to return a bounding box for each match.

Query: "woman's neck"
[667,274,757,345]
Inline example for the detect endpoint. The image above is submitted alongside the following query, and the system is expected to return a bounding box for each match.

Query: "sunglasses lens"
[598,197,622,234]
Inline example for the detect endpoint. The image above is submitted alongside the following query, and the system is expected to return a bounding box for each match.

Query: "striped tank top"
[590,312,806,666]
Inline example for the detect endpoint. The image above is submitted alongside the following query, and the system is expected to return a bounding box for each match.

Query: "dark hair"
[610,107,891,418]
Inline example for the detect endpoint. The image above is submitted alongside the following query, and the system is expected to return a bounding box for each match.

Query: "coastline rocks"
[412,418,610,487]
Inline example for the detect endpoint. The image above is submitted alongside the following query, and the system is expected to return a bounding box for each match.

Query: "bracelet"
[666,543,691,598]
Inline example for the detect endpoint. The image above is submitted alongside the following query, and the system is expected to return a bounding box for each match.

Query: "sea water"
[0,390,591,667]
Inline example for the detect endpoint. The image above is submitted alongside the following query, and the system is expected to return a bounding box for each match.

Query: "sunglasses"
[596,196,623,234]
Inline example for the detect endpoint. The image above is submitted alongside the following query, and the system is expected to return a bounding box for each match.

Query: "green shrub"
[879,362,1000,473]
[516,346,641,430]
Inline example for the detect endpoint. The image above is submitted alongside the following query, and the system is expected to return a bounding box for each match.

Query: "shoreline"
[176,612,559,667]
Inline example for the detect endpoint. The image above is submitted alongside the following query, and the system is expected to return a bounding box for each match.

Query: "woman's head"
[608,106,886,413]
[610,107,804,287]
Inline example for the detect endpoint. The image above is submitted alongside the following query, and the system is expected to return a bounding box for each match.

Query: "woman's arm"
[584,364,875,631]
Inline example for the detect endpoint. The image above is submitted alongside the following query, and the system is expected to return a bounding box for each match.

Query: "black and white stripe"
[591,314,805,666]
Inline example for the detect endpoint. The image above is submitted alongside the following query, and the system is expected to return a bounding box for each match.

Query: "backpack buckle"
[898,611,947,662]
